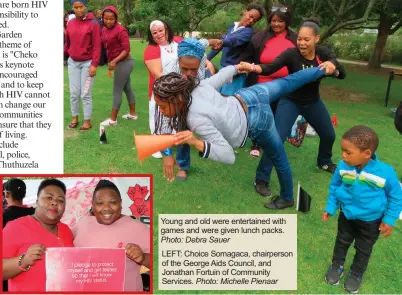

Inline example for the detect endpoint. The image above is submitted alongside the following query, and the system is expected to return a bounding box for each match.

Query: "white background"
[0,0,63,173]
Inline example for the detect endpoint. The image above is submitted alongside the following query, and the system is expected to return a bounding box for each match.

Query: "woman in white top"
[143,20,184,158]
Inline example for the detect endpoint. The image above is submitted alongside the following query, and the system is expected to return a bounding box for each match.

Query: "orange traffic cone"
[134,133,175,161]
[332,113,337,127]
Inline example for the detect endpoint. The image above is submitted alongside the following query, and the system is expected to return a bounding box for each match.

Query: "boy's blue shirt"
[325,154,402,226]
[207,23,253,67]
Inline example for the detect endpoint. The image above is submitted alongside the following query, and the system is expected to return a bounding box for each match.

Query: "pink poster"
[46,248,126,291]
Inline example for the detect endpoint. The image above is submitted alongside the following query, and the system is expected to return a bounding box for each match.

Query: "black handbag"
[395,101,402,135]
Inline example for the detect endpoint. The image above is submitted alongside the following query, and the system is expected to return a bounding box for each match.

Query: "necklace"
[162,44,174,54]
[33,214,59,237]
[32,215,64,247]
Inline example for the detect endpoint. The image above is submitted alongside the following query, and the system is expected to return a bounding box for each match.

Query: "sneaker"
[152,151,163,159]
[254,180,272,197]
[325,264,344,285]
[122,113,138,120]
[101,118,117,126]
[264,195,294,210]
[344,272,362,294]
[317,163,337,174]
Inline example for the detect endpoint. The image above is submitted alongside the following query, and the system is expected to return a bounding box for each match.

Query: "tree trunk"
[121,0,135,25]
[263,0,273,18]
[368,13,392,69]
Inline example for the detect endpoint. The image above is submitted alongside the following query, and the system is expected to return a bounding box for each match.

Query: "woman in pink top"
[143,20,183,158]
[3,179,74,292]
[72,180,150,291]
[240,5,296,159]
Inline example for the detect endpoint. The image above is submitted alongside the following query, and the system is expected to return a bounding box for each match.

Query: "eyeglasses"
[271,6,288,13]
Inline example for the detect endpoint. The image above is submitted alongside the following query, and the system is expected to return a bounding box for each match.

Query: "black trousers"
[331,212,381,276]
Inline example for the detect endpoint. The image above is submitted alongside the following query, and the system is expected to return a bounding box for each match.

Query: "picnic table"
[385,70,402,107]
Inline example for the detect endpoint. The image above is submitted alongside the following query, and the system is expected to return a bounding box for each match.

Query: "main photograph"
[63,0,402,294]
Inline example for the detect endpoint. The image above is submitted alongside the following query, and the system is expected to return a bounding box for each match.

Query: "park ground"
[64,41,402,294]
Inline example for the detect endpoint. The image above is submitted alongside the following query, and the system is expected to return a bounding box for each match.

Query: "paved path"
[338,59,402,71]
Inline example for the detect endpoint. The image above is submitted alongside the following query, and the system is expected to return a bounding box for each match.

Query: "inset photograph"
[2,175,152,293]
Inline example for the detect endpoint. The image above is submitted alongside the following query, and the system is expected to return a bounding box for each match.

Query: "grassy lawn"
[64,41,402,294]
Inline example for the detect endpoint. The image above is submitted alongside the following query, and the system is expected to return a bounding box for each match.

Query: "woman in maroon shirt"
[100,6,137,126]
[240,5,296,160]
[64,0,100,131]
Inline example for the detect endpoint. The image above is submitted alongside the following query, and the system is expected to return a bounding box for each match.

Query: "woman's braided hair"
[153,72,199,133]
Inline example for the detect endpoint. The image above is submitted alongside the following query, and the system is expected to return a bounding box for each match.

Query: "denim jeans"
[332,212,381,276]
[176,144,190,171]
[67,58,94,120]
[236,67,326,200]
[220,73,247,96]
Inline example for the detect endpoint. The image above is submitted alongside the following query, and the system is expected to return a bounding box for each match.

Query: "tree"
[368,0,402,68]
[120,0,136,29]
[281,0,376,42]
[132,0,253,37]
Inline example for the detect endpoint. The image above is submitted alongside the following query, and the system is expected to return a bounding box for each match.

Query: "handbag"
[287,115,308,147]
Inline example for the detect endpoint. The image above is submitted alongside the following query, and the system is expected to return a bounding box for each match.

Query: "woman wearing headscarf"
[64,0,101,131]
[158,38,210,181]
[3,179,73,291]
[143,20,183,158]
[72,180,150,291]
[240,4,296,158]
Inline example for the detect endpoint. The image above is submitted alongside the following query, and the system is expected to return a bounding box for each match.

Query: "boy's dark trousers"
[331,212,381,276]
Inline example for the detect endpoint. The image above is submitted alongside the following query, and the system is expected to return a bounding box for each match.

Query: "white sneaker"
[306,124,316,137]
[101,118,117,126]
[152,151,163,159]
[122,113,138,120]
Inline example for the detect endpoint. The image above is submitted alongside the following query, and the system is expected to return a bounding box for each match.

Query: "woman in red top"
[100,6,137,126]
[2,179,74,292]
[64,0,100,131]
[241,5,296,158]
[143,20,183,158]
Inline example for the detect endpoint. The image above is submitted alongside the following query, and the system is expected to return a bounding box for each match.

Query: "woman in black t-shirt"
[246,20,345,204]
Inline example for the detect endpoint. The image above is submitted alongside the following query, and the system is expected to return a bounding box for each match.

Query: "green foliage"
[323,33,402,65]
[132,0,225,36]
[64,0,70,12]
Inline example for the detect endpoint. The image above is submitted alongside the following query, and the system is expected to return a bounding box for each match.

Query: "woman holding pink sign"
[72,179,150,291]
[2,179,74,292]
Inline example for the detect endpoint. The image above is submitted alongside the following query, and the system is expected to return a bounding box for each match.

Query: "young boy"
[322,125,402,293]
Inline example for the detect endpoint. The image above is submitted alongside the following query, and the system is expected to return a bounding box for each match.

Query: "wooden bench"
[385,70,402,107]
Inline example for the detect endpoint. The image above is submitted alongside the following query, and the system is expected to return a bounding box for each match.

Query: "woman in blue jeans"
[152,64,337,209]
[250,19,346,198]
